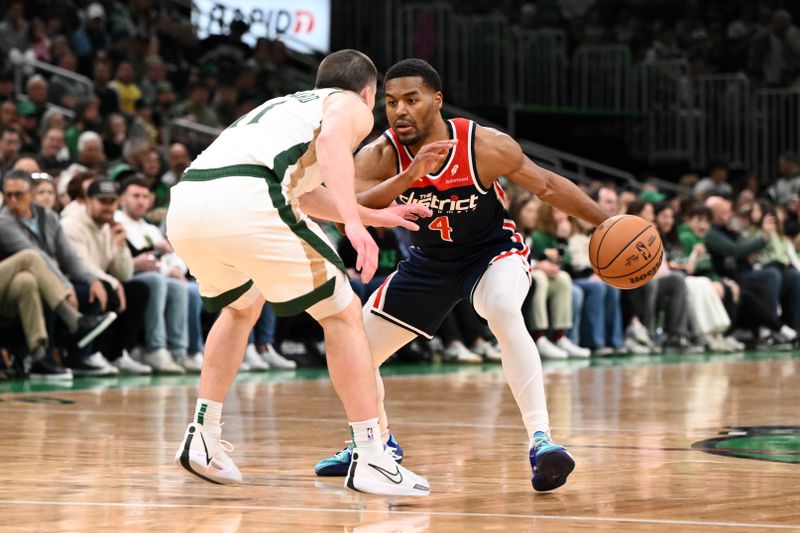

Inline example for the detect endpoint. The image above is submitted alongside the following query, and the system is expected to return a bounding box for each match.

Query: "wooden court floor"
[1,354,799,532]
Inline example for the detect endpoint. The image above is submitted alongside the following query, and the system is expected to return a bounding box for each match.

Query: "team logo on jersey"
[399,190,478,213]
[450,164,459,175]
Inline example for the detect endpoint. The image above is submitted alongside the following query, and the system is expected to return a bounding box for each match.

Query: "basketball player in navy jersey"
[315,58,608,492]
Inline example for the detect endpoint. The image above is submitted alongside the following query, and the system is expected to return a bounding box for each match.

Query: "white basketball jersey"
[186,88,341,197]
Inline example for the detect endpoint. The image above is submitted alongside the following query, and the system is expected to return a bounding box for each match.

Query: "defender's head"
[315,49,378,110]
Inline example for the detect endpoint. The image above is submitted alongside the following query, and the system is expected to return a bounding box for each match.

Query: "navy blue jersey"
[384,118,527,261]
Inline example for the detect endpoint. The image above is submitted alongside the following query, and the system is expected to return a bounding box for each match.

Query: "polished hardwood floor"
[1,354,799,531]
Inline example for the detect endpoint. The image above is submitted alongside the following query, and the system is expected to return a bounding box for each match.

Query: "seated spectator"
[175,83,219,128]
[0,249,115,379]
[744,200,800,335]
[436,300,502,363]
[36,127,70,176]
[567,216,624,356]
[694,162,733,197]
[30,171,57,211]
[705,196,797,345]
[108,61,142,115]
[24,74,48,120]
[116,176,200,373]
[0,126,21,176]
[767,152,800,205]
[76,131,108,174]
[629,200,700,353]
[65,98,102,160]
[62,179,152,374]
[513,195,588,359]
[17,100,40,153]
[243,304,297,371]
[655,202,736,352]
[59,170,96,219]
[160,142,190,187]
[0,169,117,375]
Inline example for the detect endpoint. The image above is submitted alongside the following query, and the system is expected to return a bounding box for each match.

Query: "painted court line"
[0,499,795,529]
[0,406,710,435]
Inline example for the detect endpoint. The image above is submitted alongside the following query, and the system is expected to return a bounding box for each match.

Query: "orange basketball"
[589,214,663,289]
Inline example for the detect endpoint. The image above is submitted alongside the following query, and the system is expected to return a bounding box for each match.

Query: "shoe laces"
[217,423,234,452]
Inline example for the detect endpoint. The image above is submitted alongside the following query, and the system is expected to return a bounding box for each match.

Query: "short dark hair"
[67,171,97,200]
[315,49,377,93]
[3,168,32,188]
[688,205,712,220]
[1,126,19,138]
[385,58,442,92]
[119,175,150,195]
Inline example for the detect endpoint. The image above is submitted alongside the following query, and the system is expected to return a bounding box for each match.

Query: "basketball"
[589,215,663,289]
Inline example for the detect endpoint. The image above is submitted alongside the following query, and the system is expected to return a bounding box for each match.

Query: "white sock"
[349,417,382,456]
[195,398,223,436]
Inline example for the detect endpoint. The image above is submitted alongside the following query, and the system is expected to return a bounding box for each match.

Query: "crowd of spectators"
[1,1,800,382]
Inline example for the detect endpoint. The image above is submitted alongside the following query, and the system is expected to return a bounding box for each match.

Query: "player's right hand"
[368,204,433,231]
[407,139,458,179]
[344,221,379,283]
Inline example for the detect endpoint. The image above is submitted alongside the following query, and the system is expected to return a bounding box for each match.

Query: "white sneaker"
[780,325,798,342]
[723,335,746,351]
[555,337,591,358]
[471,339,502,362]
[626,321,655,347]
[442,341,483,364]
[175,422,242,485]
[623,337,651,355]
[112,350,152,374]
[536,337,568,359]
[178,352,203,373]
[143,348,186,374]
[243,344,269,371]
[260,343,297,369]
[345,445,429,497]
[86,352,120,375]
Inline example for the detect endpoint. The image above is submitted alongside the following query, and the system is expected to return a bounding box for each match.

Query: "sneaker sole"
[531,447,575,492]
[347,477,430,496]
[29,373,73,381]
[77,312,118,349]
[175,442,240,485]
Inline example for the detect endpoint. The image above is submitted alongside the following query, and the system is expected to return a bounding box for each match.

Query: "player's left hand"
[367,204,433,231]
[344,221,379,283]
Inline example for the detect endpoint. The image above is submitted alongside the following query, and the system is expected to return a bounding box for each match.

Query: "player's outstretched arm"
[299,186,432,230]
[316,92,379,282]
[478,126,608,227]
[355,138,457,209]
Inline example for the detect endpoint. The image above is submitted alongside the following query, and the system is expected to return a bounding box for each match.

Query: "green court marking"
[0,350,798,395]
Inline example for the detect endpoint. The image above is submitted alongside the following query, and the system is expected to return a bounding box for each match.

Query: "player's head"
[316,49,378,110]
[384,58,443,146]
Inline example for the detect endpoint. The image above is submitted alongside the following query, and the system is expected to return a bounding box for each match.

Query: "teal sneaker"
[529,431,574,491]
[315,433,404,477]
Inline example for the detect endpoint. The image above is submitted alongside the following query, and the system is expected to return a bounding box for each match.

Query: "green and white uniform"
[167,88,353,318]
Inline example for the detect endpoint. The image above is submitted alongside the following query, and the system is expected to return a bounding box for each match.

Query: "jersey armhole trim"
[468,121,490,195]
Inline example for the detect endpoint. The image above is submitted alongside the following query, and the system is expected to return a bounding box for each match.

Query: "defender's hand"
[366,204,433,231]
[345,221,379,283]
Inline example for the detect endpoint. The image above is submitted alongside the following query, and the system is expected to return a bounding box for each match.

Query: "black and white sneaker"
[345,446,430,496]
[29,358,73,381]
[175,423,242,485]
[73,312,118,349]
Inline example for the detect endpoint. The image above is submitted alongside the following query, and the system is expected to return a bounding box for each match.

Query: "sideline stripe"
[0,499,795,529]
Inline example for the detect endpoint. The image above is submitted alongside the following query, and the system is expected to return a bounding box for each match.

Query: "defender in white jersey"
[167,50,432,496]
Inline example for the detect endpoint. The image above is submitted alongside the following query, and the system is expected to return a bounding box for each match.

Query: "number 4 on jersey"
[428,216,453,241]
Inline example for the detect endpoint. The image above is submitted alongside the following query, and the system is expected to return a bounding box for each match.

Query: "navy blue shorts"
[369,242,527,338]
